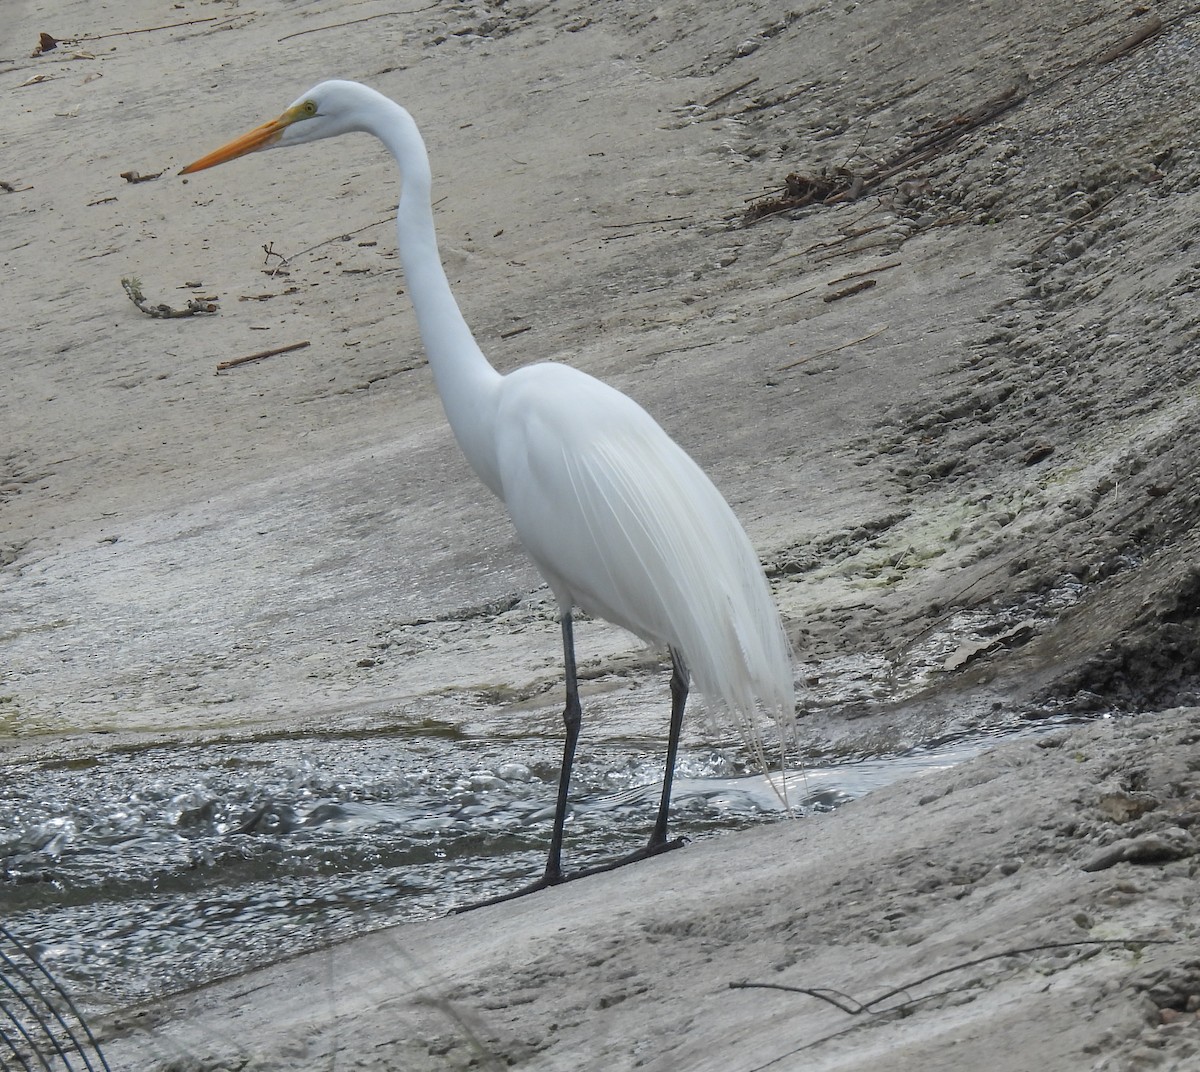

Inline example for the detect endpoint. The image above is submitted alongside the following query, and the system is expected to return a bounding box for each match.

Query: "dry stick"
[824,174,866,205]
[861,939,1170,1012]
[803,221,890,255]
[812,235,898,263]
[216,340,310,372]
[770,201,887,265]
[742,202,810,226]
[776,325,887,372]
[1095,14,1162,64]
[842,198,885,231]
[824,278,877,303]
[731,938,1174,1016]
[779,284,819,303]
[827,260,900,286]
[74,16,219,41]
[277,4,438,42]
[601,215,690,229]
[644,339,720,359]
[268,215,395,275]
[703,77,759,109]
[731,82,812,118]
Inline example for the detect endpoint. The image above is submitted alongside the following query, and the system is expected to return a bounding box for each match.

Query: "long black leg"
[451,611,581,912]
[650,648,688,847]
[451,630,686,913]
[558,651,687,882]
[544,612,582,884]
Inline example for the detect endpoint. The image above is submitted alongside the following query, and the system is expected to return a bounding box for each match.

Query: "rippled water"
[0,728,770,1008]
[0,713,1069,1013]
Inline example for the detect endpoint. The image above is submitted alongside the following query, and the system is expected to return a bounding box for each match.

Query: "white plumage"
[181,80,795,901]
[497,363,792,743]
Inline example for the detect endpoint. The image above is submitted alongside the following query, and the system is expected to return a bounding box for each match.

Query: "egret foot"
[566,834,687,881]
[449,836,687,914]
[449,873,562,913]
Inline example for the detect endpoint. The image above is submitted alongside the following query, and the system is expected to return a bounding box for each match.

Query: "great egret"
[181,80,794,902]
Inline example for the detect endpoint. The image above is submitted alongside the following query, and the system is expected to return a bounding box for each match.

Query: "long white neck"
[368,98,504,496]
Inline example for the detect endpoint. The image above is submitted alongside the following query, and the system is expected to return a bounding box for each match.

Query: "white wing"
[494,363,793,750]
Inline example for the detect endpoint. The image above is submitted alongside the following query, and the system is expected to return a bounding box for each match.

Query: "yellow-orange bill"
[179,114,289,175]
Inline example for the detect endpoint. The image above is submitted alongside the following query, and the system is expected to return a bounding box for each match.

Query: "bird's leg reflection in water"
[454,618,688,912]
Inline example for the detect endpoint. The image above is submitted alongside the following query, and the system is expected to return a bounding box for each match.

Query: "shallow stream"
[0,711,1073,1013]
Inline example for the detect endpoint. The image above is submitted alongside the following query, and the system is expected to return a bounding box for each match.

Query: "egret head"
[180,80,372,174]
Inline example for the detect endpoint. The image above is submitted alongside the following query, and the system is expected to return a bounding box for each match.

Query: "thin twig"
[216,340,311,372]
[643,340,721,359]
[804,222,890,255]
[267,216,395,275]
[811,236,899,263]
[731,938,1173,1016]
[827,260,901,286]
[779,284,819,303]
[731,981,866,1013]
[600,216,690,229]
[75,16,219,41]
[277,5,437,42]
[776,325,887,372]
[703,77,759,109]
[866,939,1165,1011]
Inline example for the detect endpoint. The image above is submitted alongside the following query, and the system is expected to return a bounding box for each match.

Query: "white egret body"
[181,81,794,901]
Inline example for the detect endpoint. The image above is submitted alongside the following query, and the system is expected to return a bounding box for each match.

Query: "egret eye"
[301,100,318,117]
